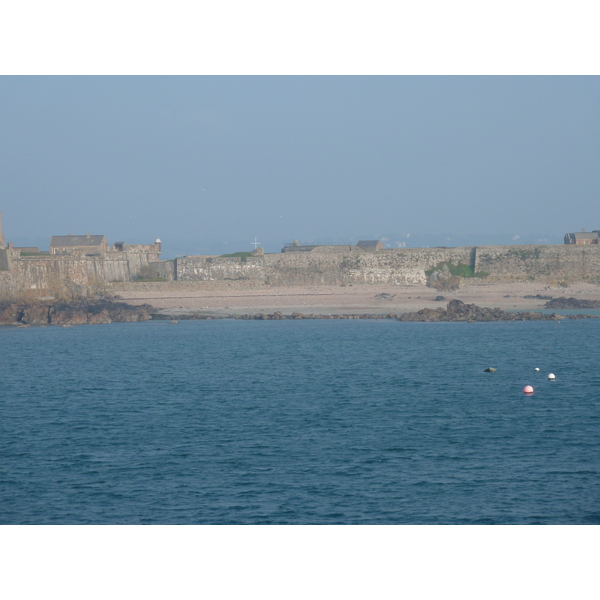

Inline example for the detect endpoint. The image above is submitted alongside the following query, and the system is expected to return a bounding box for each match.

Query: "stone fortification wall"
[474,245,600,281]
[3,244,600,295]
[175,245,600,286]
[0,251,160,293]
[0,248,9,271]
[126,245,160,255]
[175,247,474,286]
[144,260,176,281]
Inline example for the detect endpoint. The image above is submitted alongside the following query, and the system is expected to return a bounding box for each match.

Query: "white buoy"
[548,373,555,380]
[534,367,540,371]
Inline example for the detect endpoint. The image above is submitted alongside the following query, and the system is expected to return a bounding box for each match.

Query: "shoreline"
[113,280,600,318]
[3,281,600,327]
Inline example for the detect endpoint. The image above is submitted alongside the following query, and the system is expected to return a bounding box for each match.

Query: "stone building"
[113,239,162,254]
[50,234,110,254]
[564,229,599,245]
[357,240,384,251]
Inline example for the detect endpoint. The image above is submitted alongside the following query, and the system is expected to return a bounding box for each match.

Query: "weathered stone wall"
[145,260,176,281]
[474,245,600,281]
[3,244,600,295]
[175,247,475,285]
[0,251,161,293]
[174,245,600,286]
[0,249,9,271]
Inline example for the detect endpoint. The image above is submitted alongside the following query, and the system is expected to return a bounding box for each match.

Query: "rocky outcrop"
[0,303,19,324]
[426,264,461,291]
[544,297,600,309]
[20,305,51,326]
[397,299,597,322]
[0,300,154,327]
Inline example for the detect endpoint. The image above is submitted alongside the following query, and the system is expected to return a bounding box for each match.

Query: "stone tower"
[0,211,5,249]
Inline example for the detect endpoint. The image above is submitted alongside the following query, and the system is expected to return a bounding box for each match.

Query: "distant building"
[564,229,599,245]
[50,234,109,254]
[7,244,47,254]
[113,239,162,254]
[281,240,383,253]
[357,240,384,252]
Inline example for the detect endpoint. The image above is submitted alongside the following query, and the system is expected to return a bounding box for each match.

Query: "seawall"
[174,245,600,286]
[0,250,163,294]
[2,244,600,295]
[175,247,475,285]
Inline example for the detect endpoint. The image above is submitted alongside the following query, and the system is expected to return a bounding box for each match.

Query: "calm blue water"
[1,319,599,524]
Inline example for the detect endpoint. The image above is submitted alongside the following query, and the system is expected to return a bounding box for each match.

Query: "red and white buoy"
[524,385,534,394]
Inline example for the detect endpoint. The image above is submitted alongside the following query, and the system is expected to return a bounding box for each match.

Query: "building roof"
[50,235,107,247]
[571,232,598,240]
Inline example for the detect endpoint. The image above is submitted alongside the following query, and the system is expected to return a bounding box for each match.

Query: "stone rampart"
[474,245,600,281]
[175,247,475,285]
[174,245,600,286]
[0,249,9,271]
[0,251,161,293]
[149,260,176,281]
[3,244,600,295]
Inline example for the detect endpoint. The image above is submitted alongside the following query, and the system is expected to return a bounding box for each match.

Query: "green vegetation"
[220,251,253,258]
[220,251,253,262]
[425,262,488,279]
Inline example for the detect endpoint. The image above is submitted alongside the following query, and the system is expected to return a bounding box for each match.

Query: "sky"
[1,76,599,258]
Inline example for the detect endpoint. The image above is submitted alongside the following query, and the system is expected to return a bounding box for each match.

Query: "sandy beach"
[111,280,600,318]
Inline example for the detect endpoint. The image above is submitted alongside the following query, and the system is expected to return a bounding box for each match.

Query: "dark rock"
[50,307,88,326]
[0,303,19,325]
[21,306,50,326]
[434,296,446,301]
[397,299,599,323]
[87,310,112,324]
[544,297,600,309]
[0,300,155,327]
[484,367,497,372]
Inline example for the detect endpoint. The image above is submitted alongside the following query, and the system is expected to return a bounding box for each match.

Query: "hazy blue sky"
[1,76,599,257]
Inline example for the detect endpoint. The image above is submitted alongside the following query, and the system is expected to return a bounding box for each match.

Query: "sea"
[1,317,599,525]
